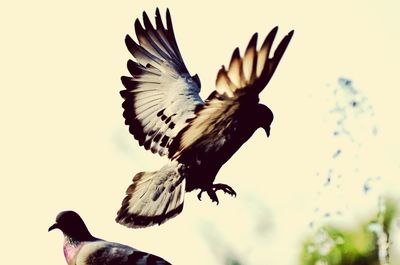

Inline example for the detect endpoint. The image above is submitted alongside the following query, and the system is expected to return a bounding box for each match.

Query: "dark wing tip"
[271,26,279,34]
[248,32,258,47]
[120,75,129,83]
[121,76,132,89]
[273,29,294,59]
[120,90,128,98]
[142,10,152,28]
[264,26,279,46]
[217,66,226,76]
[127,59,143,76]
[125,34,140,54]
[134,18,141,28]
[125,34,134,45]
[166,8,173,30]
[245,33,258,56]
[228,47,241,69]
[134,18,144,34]
[156,7,161,22]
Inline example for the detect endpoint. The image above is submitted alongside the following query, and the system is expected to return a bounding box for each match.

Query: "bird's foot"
[212,183,237,197]
[196,183,236,205]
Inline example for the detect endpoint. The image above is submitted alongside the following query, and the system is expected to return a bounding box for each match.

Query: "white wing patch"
[121,9,204,157]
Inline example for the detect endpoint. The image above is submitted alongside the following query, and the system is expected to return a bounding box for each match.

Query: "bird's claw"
[197,190,203,201]
[197,183,236,204]
[212,183,237,197]
[207,190,219,205]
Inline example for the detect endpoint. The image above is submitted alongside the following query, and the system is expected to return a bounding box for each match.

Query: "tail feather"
[116,162,185,228]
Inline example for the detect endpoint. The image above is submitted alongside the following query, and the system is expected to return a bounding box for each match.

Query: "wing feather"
[216,27,294,98]
[243,33,258,84]
[227,48,243,87]
[256,26,277,77]
[170,28,294,159]
[121,9,204,157]
[216,68,235,97]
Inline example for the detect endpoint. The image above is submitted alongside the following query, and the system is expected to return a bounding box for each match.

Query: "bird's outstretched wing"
[169,28,294,160]
[121,9,204,157]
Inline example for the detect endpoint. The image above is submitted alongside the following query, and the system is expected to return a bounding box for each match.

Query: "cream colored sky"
[1,1,400,264]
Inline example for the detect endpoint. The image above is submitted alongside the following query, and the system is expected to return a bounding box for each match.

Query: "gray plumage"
[49,211,171,265]
[118,8,294,228]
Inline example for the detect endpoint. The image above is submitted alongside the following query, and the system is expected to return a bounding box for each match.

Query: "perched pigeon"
[49,211,171,265]
[117,8,294,228]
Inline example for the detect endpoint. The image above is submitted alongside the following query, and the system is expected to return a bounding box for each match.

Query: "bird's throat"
[63,236,83,264]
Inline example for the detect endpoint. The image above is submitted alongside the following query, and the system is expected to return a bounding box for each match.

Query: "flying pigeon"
[49,210,171,265]
[117,8,294,228]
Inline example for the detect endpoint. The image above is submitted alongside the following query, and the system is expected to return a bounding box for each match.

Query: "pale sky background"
[1,1,400,265]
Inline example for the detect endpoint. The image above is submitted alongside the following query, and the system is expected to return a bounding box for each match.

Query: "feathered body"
[49,211,171,265]
[175,101,272,193]
[117,8,293,228]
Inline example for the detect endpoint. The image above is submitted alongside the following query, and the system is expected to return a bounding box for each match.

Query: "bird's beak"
[265,127,271,137]
[48,223,58,232]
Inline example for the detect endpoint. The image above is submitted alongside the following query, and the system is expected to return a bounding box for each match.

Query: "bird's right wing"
[170,28,294,160]
[121,9,204,157]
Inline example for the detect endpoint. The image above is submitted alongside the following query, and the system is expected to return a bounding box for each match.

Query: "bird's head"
[48,210,94,241]
[257,104,274,137]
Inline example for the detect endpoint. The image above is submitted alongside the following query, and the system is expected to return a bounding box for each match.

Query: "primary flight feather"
[117,8,294,228]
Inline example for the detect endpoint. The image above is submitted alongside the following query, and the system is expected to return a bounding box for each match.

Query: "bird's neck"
[63,236,83,265]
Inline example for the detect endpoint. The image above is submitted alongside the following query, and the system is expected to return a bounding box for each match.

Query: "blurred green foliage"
[300,198,397,265]
[226,259,242,265]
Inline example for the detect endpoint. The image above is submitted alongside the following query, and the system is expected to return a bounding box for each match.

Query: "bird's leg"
[212,183,237,197]
[207,189,219,205]
[197,188,219,204]
[197,190,205,201]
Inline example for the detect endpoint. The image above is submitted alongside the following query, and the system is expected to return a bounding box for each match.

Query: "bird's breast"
[180,118,259,191]
[63,238,83,265]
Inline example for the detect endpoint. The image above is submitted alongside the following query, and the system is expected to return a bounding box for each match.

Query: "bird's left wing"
[169,28,294,160]
[121,9,204,157]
